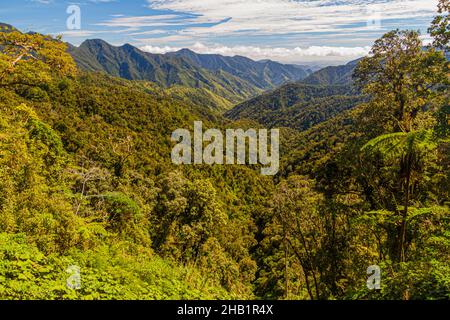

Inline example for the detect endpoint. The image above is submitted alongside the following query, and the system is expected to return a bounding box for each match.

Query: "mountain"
[68,39,260,105]
[68,40,312,106]
[167,48,311,89]
[301,59,360,86]
[301,49,449,87]
[225,82,362,131]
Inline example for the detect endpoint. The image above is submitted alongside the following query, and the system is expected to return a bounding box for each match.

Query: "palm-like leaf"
[361,130,437,162]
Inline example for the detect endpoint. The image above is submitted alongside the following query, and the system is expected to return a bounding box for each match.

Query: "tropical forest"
[0,0,449,300]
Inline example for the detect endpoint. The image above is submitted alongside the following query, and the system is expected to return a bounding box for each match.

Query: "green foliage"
[361,130,438,163]
[354,30,449,133]
[257,176,326,300]
[0,233,233,300]
[428,0,450,51]
[0,12,449,300]
[0,30,76,88]
[226,82,362,131]
[259,5,449,300]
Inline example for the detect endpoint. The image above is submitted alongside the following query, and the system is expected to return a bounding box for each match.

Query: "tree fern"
[361,130,438,162]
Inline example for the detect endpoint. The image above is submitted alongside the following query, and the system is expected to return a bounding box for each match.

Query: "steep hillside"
[225,82,362,130]
[301,59,360,86]
[68,39,263,105]
[0,70,272,298]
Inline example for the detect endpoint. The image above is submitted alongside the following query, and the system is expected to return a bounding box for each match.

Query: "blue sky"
[0,0,440,64]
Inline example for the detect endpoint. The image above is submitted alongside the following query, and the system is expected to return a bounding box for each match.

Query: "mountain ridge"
[225,82,362,131]
[301,58,361,86]
[68,39,314,106]
[166,48,312,89]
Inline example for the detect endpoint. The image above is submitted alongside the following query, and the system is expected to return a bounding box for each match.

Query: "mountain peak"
[80,39,111,49]
[121,43,135,49]
[176,48,196,54]
[174,48,200,59]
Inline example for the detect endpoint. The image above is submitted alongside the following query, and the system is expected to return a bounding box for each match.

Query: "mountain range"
[223,57,362,130]
[2,23,364,130]
[67,38,366,130]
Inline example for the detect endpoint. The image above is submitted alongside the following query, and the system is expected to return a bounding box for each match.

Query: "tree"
[354,30,448,134]
[361,130,438,262]
[0,30,76,88]
[354,30,449,263]
[261,176,325,299]
[429,0,450,51]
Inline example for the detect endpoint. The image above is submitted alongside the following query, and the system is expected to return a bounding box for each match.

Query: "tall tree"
[354,30,448,262]
[263,176,325,299]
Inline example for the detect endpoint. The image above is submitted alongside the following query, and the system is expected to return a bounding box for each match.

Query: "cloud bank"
[141,42,371,64]
[145,0,438,37]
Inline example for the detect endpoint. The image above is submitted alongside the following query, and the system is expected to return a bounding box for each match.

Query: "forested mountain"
[68,39,311,106]
[0,61,271,299]
[225,82,362,131]
[301,59,360,86]
[167,48,311,88]
[0,0,449,301]
[68,40,260,106]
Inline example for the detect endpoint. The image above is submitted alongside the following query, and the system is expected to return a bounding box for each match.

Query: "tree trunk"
[398,152,412,262]
[284,238,289,299]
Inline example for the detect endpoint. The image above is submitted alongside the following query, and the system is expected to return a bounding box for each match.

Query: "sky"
[0,0,440,65]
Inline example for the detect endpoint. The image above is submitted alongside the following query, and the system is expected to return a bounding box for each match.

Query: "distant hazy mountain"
[68,39,312,105]
[302,50,449,86]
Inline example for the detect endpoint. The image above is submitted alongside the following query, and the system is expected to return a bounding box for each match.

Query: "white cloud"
[141,45,180,54]
[70,0,441,63]
[96,14,221,28]
[59,30,100,37]
[140,42,371,64]
[129,29,170,36]
[31,0,53,4]
[58,28,138,38]
[145,0,438,38]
